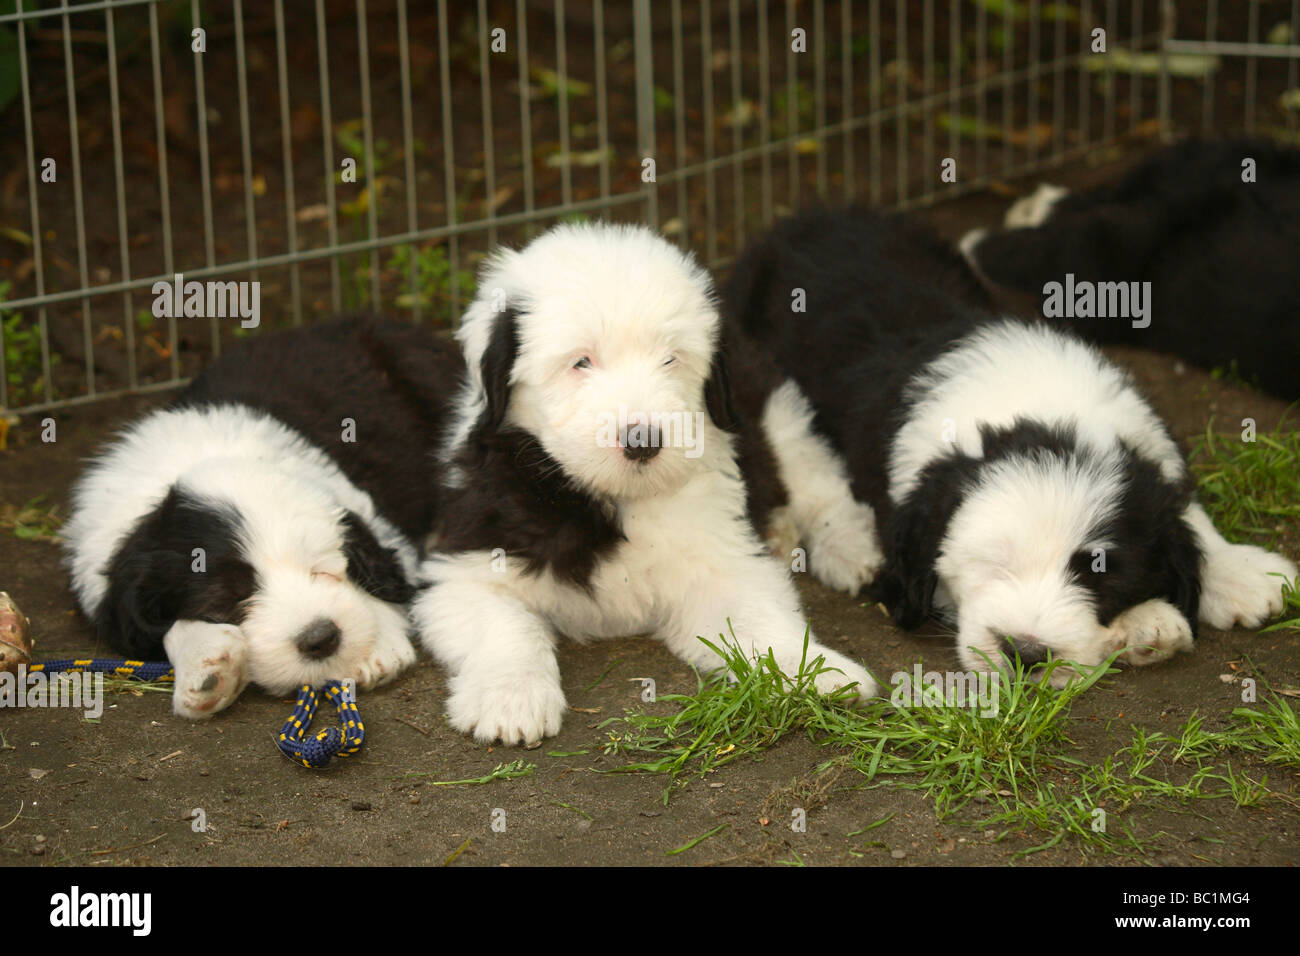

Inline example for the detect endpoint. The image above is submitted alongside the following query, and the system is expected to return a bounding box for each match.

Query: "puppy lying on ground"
[412,221,877,746]
[725,207,1297,677]
[63,318,461,717]
[958,138,1300,401]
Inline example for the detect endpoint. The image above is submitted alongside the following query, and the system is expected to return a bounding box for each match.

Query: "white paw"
[765,505,802,562]
[1106,599,1194,667]
[1003,183,1069,228]
[446,669,567,746]
[808,500,884,595]
[166,621,250,719]
[1200,545,1298,630]
[355,633,417,689]
[807,647,879,700]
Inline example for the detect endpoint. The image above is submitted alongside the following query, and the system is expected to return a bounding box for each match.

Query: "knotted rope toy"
[2,593,363,768]
[277,680,365,768]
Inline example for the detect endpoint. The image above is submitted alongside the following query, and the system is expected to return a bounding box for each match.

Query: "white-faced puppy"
[63,319,461,717]
[725,207,1297,678]
[958,138,1300,402]
[412,222,877,746]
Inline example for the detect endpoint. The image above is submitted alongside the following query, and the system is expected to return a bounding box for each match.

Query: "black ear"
[479,306,520,431]
[341,511,415,605]
[93,548,189,659]
[869,455,975,630]
[704,326,740,432]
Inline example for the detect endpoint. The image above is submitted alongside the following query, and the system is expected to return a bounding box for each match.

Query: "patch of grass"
[384,243,475,315]
[409,759,536,787]
[604,635,1300,857]
[1,494,63,542]
[1261,576,1300,633]
[1189,414,1300,546]
[1,280,57,408]
[665,822,728,857]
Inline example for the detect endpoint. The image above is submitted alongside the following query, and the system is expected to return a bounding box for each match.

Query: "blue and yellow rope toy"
[277,680,365,769]
[27,660,363,769]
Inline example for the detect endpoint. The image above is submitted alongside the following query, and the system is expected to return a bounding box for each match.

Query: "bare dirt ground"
[2,165,1298,868]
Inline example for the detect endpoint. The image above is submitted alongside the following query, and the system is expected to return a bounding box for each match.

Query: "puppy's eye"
[662,355,676,367]
[311,567,344,584]
[573,356,592,370]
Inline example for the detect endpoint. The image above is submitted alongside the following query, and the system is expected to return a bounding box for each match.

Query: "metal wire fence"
[1,0,1297,416]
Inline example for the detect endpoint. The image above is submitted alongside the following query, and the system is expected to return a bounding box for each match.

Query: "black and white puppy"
[411,221,877,746]
[725,207,1297,677]
[63,318,461,717]
[959,138,1300,401]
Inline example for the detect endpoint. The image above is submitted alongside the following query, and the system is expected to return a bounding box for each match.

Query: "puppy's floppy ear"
[341,511,415,605]
[869,455,973,630]
[479,306,520,431]
[703,325,740,432]
[93,547,189,659]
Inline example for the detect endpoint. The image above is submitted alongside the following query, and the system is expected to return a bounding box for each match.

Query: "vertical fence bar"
[315,0,341,311]
[1028,0,1041,168]
[729,0,745,239]
[396,0,419,321]
[1129,0,1143,131]
[516,0,535,238]
[894,0,907,205]
[758,0,773,221]
[976,0,989,181]
[1105,0,1117,141]
[105,4,135,389]
[593,0,611,218]
[1157,0,1172,142]
[234,0,259,307]
[437,0,462,318]
[813,0,827,195]
[869,0,881,204]
[16,10,50,404]
[1245,0,1260,134]
[1202,0,1217,133]
[948,0,960,186]
[1003,0,1014,176]
[555,0,573,209]
[478,0,499,245]
[702,0,717,262]
[357,0,380,308]
[148,1,178,376]
[1289,0,1299,134]
[786,0,798,207]
[921,0,933,200]
[193,0,218,354]
[273,0,303,326]
[1052,0,1065,159]
[671,0,689,247]
[633,0,658,229]
[64,0,96,394]
[841,0,853,201]
[1079,0,1092,150]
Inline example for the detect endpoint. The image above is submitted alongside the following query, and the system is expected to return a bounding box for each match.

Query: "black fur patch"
[92,487,256,659]
[967,138,1300,401]
[340,510,417,605]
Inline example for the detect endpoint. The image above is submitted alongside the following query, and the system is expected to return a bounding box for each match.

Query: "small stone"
[409,795,421,805]
[34,834,46,844]
[351,801,372,812]
[890,849,907,860]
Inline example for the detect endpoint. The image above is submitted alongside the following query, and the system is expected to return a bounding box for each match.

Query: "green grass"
[1189,414,1300,547]
[603,635,1300,857]
[408,759,536,787]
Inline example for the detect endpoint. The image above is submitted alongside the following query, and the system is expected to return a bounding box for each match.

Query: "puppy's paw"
[807,648,879,700]
[447,670,567,746]
[764,505,802,562]
[1108,599,1194,667]
[1200,545,1297,630]
[167,622,249,719]
[808,500,884,595]
[354,629,418,690]
[1003,183,1069,228]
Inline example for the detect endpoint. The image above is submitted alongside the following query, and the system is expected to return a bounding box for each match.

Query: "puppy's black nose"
[1001,634,1050,666]
[296,618,341,659]
[623,443,660,462]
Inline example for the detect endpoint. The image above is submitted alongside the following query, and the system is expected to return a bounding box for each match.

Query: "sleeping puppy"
[411,221,877,746]
[958,138,1300,401]
[63,318,461,717]
[725,207,1297,678]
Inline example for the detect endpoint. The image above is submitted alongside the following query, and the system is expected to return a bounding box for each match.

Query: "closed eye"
[662,355,676,367]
